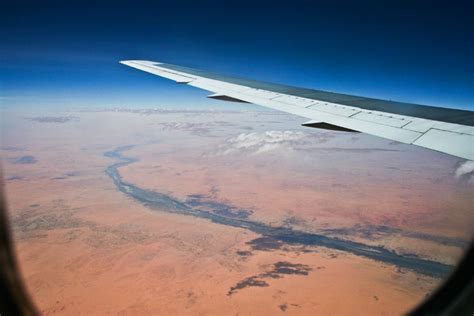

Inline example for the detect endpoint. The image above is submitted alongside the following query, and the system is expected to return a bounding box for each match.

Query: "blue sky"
[1,0,473,110]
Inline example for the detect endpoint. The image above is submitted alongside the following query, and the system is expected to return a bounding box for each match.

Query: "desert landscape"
[2,106,473,315]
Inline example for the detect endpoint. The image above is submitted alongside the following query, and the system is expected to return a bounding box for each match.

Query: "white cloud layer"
[455,160,474,184]
[215,130,307,155]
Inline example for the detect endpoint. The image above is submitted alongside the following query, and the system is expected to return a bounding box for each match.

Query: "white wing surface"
[120,60,474,160]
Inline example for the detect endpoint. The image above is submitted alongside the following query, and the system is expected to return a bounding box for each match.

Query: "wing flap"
[308,102,361,117]
[403,119,474,135]
[272,95,317,107]
[351,111,411,128]
[413,129,474,160]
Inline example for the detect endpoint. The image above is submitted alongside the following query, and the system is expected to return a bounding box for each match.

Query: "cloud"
[25,116,79,123]
[214,130,307,155]
[159,122,211,135]
[158,121,234,136]
[455,160,474,184]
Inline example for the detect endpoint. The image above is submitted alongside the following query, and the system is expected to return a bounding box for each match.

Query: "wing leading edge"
[120,60,474,160]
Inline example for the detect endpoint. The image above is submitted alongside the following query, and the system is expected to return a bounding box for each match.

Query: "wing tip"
[119,60,162,66]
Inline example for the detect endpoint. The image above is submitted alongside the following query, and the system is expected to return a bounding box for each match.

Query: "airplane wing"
[120,60,474,160]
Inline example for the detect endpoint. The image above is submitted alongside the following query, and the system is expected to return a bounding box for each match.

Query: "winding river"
[105,145,453,279]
